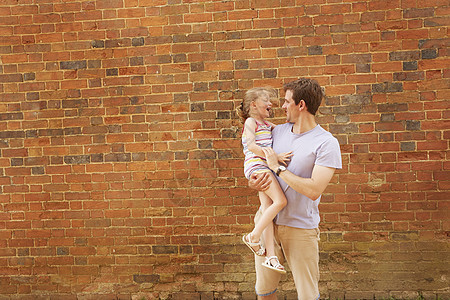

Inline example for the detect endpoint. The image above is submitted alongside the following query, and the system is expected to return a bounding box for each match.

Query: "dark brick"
[341,94,371,106]
[148,152,174,161]
[225,32,241,40]
[173,54,186,63]
[27,92,40,100]
[57,247,69,256]
[62,99,88,108]
[401,142,416,151]
[390,231,419,241]
[221,129,237,138]
[218,150,232,159]
[18,249,29,256]
[91,40,104,48]
[105,38,131,48]
[133,274,160,284]
[403,61,418,71]
[403,8,434,19]
[198,140,212,149]
[393,71,424,81]
[152,245,178,254]
[380,114,395,122]
[158,55,171,64]
[194,82,208,92]
[217,111,230,119]
[132,37,144,46]
[329,123,358,134]
[64,127,82,135]
[26,130,38,138]
[0,131,25,139]
[88,60,101,69]
[234,60,248,69]
[356,64,371,73]
[187,33,212,42]
[308,45,322,55]
[389,51,420,61]
[60,60,87,70]
[190,103,204,112]
[333,105,362,115]
[219,71,233,80]
[23,73,35,81]
[421,49,438,59]
[25,157,47,166]
[90,154,104,162]
[11,158,23,166]
[174,94,188,102]
[32,166,45,175]
[175,151,188,160]
[372,82,403,93]
[104,153,131,162]
[217,51,231,60]
[132,153,145,161]
[263,69,277,78]
[130,56,144,66]
[173,34,188,43]
[191,62,204,72]
[180,245,192,254]
[343,53,371,63]
[189,150,216,160]
[64,155,90,165]
[378,103,408,112]
[106,68,118,76]
[406,120,420,131]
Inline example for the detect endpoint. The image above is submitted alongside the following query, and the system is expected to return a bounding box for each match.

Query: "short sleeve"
[315,137,342,169]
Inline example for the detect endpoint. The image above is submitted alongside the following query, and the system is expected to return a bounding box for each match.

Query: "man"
[249,78,342,299]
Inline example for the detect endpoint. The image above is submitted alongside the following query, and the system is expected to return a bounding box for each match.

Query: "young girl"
[237,87,292,274]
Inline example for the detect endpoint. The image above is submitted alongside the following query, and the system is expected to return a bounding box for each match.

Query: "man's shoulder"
[273,122,291,133]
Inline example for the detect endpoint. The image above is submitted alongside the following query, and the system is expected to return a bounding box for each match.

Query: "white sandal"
[242,233,265,256]
[262,256,286,274]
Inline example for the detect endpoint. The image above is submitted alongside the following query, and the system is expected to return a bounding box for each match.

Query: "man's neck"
[292,114,317,134]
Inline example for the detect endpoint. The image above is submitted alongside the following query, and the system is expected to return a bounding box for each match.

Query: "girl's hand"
[261,147,280,172]
[277,151,293,166]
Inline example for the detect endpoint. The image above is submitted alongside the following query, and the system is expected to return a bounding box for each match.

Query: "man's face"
[282,90,299,123]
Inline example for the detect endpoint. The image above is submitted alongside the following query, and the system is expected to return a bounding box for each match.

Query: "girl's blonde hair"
[236,87,277,124]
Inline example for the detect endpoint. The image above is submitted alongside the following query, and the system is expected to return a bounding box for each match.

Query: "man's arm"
[261,147,336,200]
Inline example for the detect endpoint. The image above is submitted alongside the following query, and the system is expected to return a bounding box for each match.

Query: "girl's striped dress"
[242,119,273,179]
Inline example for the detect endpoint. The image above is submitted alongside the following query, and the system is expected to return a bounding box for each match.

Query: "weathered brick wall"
[0,0,449,299]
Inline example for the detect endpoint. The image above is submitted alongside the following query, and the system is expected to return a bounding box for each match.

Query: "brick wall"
[0,0,449,299]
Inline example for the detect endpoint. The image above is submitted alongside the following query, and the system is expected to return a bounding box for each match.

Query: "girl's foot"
[262,256,286,274]
[242,233,265,256]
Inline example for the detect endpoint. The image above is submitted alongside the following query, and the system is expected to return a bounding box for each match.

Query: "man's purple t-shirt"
[272,123,342,229]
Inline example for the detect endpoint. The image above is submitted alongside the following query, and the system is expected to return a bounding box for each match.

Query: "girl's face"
[252,95,272,119]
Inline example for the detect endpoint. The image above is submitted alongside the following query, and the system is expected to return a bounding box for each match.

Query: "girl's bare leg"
[258,192,275,258]
[249,172,286,243]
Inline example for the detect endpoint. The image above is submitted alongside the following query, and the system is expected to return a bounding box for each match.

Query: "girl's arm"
[243,118,266,158]
[244,118,293,164]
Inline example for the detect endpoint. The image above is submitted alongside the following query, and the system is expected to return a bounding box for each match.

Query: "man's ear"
[298,100,306,111]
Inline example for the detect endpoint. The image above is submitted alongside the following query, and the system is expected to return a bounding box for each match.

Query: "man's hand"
[248,172,271,191]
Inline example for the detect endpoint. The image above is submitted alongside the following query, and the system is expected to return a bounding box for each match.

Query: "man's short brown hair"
[283,78,324,115]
